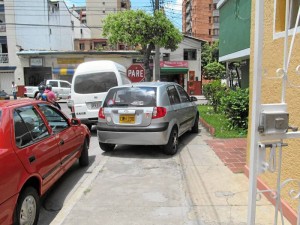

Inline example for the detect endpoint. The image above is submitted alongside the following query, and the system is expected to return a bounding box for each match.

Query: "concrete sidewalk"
[49,124,290,225]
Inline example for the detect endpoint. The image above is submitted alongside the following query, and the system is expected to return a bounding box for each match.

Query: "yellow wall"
[249,0,300,211]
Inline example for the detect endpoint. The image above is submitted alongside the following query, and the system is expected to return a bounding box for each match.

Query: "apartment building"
[86,0,131,38]
[182,0,219,42]
[0,0,90,94]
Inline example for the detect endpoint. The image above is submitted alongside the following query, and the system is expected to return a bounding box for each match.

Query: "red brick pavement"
[205,138,247,173]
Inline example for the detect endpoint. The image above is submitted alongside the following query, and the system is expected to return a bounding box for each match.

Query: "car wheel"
[191,114,199,133]
[79,139,89,167]
[99,142,115,152]
[163,127,178,155]
[15,187,40,225]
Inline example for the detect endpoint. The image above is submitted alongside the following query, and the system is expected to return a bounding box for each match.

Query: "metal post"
[281,0,290,103]
[247,0,264,224]
[153,0,160,81]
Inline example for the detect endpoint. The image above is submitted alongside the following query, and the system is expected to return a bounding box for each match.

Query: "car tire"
[99,142,115,152]
[191,114,199,133]
[163,127,178,155]
[14,186,40,225]
[79,139,89,167]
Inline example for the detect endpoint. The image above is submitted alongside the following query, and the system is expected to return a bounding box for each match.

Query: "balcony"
[185,14,191,23]
[213,10,219,17]
[0,53,8,63]
[186,3,191,13]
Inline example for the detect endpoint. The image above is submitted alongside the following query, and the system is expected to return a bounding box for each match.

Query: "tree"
[102,10,183,81]
[203,61,226,80]
[201,41,219,68]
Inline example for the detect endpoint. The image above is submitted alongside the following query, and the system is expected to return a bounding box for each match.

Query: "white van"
[70,60,131,129]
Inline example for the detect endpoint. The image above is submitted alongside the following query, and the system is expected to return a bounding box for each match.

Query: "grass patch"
[198,105,247,138]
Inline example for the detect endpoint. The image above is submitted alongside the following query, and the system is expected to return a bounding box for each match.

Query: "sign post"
[127,64,145,82]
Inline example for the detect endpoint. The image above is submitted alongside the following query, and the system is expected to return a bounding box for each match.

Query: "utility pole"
[153,0,160,81]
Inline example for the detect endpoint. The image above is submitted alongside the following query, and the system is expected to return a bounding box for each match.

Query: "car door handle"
[28,155,36,164]
[59,139,64,145]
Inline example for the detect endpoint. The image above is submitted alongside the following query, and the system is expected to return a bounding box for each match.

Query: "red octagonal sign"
[127,64,145,82]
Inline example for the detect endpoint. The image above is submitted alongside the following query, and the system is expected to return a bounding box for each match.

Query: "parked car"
[0,90,10,100]
[0,99,90,225]
[96,82,199,155]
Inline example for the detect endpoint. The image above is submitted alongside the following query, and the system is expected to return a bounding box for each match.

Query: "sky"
[65,0,183,31]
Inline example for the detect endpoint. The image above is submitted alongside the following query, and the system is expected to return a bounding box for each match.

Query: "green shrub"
[202,80,227,112]
[220,88,249,130]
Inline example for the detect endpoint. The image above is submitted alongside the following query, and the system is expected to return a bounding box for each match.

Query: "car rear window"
[74,72,118,94]
[104,87,157,107]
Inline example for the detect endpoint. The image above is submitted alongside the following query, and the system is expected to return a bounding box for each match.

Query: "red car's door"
[13,105,62,191]
[37,104,82,171]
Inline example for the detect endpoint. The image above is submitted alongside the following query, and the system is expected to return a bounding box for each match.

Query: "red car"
[0,99,90,225]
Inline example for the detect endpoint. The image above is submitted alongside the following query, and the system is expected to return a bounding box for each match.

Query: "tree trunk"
[142,43,154,82]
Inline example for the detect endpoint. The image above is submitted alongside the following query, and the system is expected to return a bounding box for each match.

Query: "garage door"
[0,72,14,94]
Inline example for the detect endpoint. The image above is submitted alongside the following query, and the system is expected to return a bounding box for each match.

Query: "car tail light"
[98,107,105,119]
[152,107,167,119]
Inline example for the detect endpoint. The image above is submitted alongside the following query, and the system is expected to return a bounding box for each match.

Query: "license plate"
[87,101,101,110]
[119,114,135,124]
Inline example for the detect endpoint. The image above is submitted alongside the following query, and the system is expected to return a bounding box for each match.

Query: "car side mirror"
[190,96,198,102]
[70,118,81,126]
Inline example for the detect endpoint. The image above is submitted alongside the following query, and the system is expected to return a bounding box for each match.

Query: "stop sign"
[127,64,145,82]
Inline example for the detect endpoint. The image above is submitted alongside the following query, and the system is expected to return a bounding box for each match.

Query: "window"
[104,87,157,107]
[48,81,58,87]
[167,85,180,105]
[276,0,300,32]
[209,17,212,24]
[209,29,212,35]
[213,16,219,23]
[183,49,197,60]
[177,86,190,103]
[60,81,71,88]
[163,53,170,61]
[209,4,212,10]
[79,43,85,50]
[213,29,219,35]
[74,72,118,94]
[38,104,69,133]
[14,106,49,147]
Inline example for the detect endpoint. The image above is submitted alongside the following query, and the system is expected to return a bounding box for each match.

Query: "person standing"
[12,81,17,100]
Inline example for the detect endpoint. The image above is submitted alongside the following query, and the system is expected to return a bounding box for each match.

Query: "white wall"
[12,0,90,51]
[160,37,202,80]
[4,0,91,86]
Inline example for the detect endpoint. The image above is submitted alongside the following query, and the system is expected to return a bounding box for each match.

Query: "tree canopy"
[102,10,183,81]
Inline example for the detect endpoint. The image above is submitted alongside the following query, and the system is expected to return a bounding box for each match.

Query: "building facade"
[86,0,131,38]
[0,0,90,95]
[182,0,219,42]
[217,0,251,89]
[160,35,204,94]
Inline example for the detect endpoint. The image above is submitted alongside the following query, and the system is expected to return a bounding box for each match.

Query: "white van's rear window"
[74,72,118,94]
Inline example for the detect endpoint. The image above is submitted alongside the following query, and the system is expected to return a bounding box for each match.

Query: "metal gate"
[248,1,300,224]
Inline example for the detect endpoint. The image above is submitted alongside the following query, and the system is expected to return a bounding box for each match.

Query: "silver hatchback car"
[96,82,199,155]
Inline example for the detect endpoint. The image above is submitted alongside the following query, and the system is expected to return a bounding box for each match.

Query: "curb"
[199,117,215,136]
